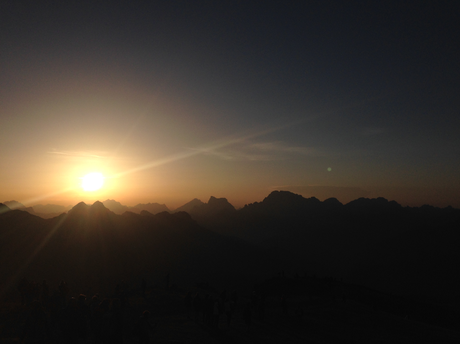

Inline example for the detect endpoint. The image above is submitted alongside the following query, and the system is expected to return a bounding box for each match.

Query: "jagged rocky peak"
[207,196,236,211]
[91,200,106,210]
[69,201,89,213]
[66,201,113,221]
[89,201,113,216]
[173,198,205,213]
[263,190,315,206]
[264,190,303,203]
[102,199,123,206]
[132,202,170,214]
[345,197,402,210]
[102,199,129,214]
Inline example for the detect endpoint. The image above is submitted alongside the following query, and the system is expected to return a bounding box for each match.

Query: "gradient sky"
[1,1,459,209]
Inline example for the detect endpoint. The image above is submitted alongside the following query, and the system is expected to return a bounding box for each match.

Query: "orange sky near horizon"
[2,152,460,210]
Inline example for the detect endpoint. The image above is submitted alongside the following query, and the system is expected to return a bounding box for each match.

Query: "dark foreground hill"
[185,191,460,304]
[0,201,296,299]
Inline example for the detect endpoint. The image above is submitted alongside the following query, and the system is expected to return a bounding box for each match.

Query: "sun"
[81,172,105,192]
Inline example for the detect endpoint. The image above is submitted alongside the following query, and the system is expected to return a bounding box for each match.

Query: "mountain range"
[1,200,171,218]
[184,191,460,302]
[1,201,72,219]
[1,191,459,304]
[0,199,294,299]
[101,199,170,215]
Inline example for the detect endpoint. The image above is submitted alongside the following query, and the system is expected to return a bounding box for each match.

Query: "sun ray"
[112,119,309,178]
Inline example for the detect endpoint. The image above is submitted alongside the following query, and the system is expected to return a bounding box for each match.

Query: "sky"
[1,1,459,209]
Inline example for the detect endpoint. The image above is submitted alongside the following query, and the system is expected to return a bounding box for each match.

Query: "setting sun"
[81,172,105,192]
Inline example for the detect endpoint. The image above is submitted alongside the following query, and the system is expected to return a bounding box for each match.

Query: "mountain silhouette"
[176,190,460,303]
[2,191,460,304]
[323,197,343,208]
[67,201,90,216]
[3,200,37,215]
[183,196,237,235]
[345,196,402,212]
[261,190,321,209]
[102,199,129,214]
[0,200,295,297]
[4,200,27,210]
[173,198,205,213]
[190,196,236,216]
[131,202,169,214]
[102,199,169,215]
[1,201,70,219]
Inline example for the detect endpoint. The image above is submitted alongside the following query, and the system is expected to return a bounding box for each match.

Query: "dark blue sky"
[1,1,459,208]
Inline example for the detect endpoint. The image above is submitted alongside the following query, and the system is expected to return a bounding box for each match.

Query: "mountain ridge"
[5,190,459,220]
[0,199,296,297]
[1,191,460,304]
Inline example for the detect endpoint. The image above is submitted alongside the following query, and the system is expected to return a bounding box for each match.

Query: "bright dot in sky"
[327,167,332,172]
[81,172,105,191]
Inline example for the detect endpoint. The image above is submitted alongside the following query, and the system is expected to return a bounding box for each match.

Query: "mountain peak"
[3,200,26,210]
[103,199,124,207]
[263,190,321,208]
[102,199,129,214]
[173,198,205,214]
[207,196,236,212]
[91,200,105,208]
[323,197,343,207]
[67,202,89,217]
[132,202,170,214]
[345,197,401,209]
[264,190,303,202]
[72,201,88,210]
[89,201,115,219]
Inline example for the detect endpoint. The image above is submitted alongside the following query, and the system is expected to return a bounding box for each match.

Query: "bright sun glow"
[81,172,105,192]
